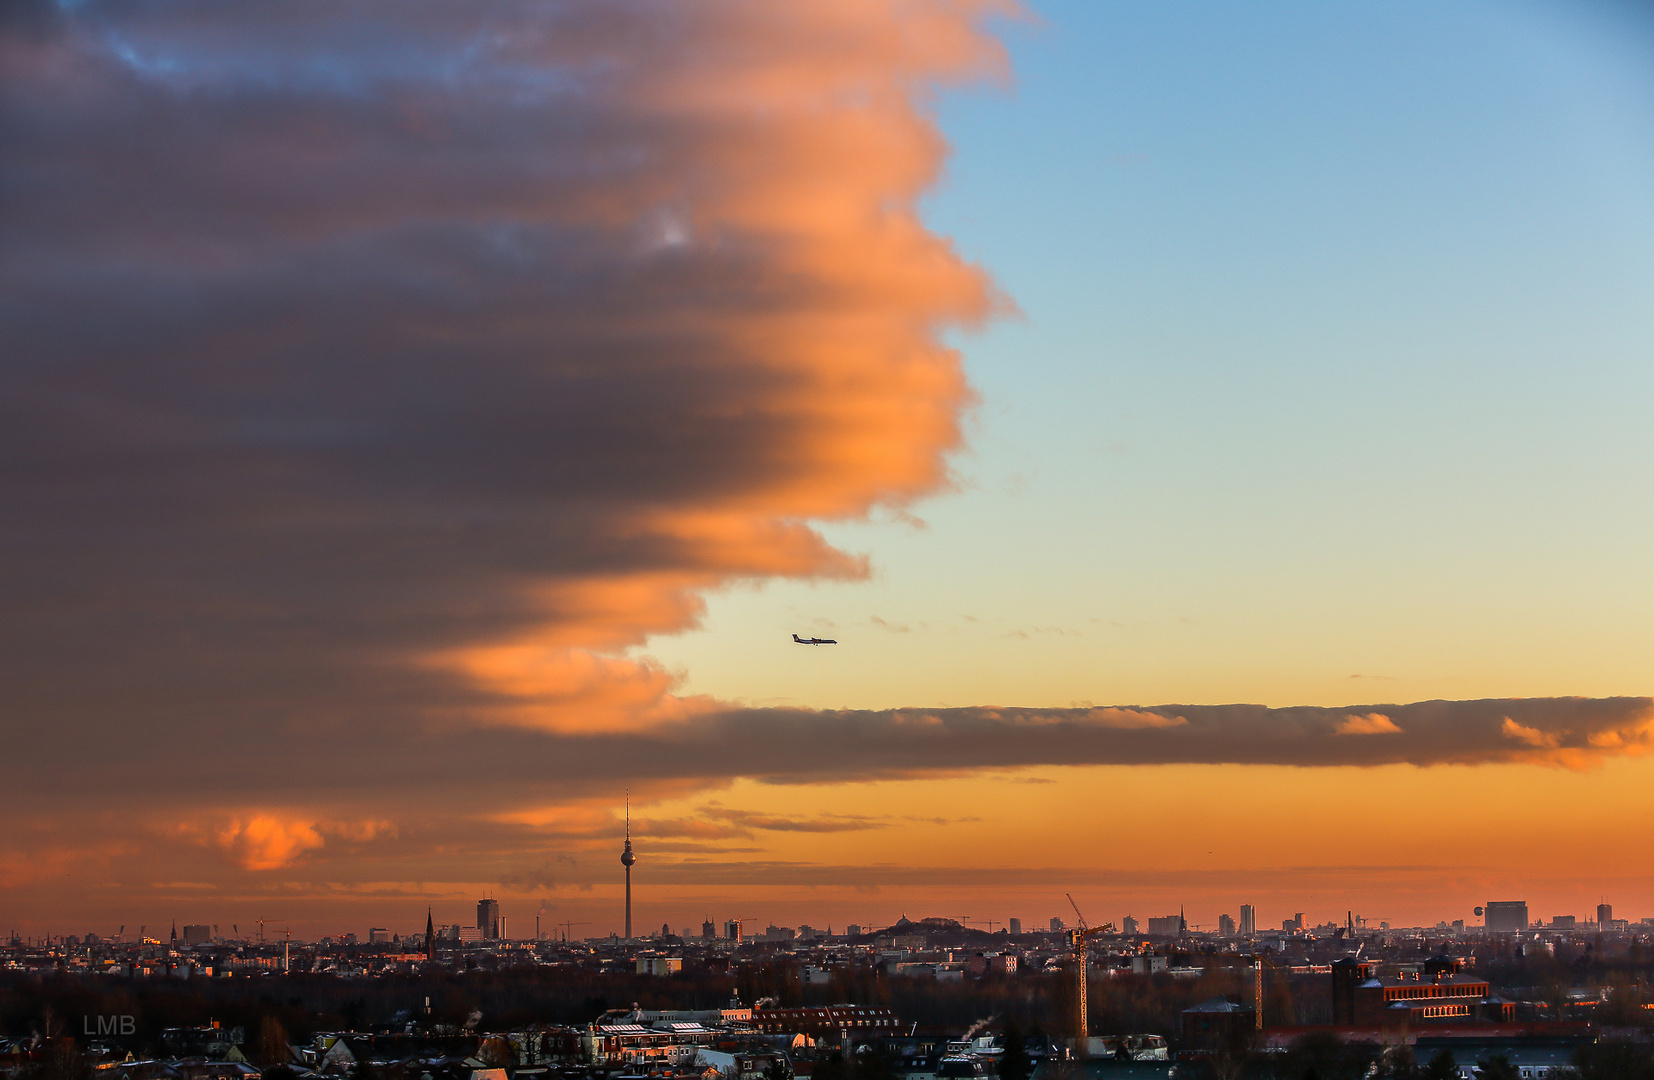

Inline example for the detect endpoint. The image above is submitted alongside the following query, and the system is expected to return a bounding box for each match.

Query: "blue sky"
[645,0,1654,711]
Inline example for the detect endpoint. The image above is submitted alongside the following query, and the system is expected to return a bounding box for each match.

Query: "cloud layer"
[4,2,1650,923]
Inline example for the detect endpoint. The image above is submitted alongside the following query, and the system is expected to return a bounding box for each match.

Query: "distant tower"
[621,793,636,939]
[477,897,501,939]
[424,907,435,962]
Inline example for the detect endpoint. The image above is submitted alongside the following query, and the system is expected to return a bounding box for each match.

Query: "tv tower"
[620,792,635,939]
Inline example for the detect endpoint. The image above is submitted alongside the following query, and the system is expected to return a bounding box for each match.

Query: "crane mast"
[1065,894,1115,1060]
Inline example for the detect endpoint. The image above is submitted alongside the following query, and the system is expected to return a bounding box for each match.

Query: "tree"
[1372,1046,1415,1080]
[1474,1055,1519,1080]
[1421,1050,1459,1080]
[255,1016,290,1067]
[999,1022,1032,1080]
[1575,1039,1654,1080]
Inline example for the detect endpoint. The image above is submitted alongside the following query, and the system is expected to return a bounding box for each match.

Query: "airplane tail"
[792,634,803,642]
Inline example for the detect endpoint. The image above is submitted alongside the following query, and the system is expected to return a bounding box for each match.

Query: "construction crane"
[1065,894,1116,1060]
[557,921,590,943]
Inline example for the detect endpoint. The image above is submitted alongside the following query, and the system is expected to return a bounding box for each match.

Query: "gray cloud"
[0,2,1002,785]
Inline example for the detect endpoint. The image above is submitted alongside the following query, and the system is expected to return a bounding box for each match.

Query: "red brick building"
[1332,958,1514,1026]
[752,1006,899,1036]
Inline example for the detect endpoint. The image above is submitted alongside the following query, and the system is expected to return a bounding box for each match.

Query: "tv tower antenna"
[620,790,636,940]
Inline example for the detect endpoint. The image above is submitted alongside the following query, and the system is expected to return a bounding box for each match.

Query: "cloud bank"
[2,0,1004,749]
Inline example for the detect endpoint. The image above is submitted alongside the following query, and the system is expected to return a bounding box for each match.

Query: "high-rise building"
[368,927,391,944]
[1050,916,1064,932]
[1218,914,1236,937]
[1239,905,1256,936]
[1008,918,1022,936]
[1597,902,1613,928]
[477,898,500,939]
[725,919,743,941]
[181,925,211,945]
[1122,915,1139,935]
[846,924,862,937]
[1484,901,1528,933]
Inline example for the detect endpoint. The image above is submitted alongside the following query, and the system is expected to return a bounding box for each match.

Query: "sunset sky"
[3,0,1653,941]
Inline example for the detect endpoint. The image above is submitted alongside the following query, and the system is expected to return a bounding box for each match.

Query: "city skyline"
[4,1,1654,937]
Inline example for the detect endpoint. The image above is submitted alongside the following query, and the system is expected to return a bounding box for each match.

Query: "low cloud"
[1335,712,1402,736]
[215,815,325,872]
[701,807,887,833]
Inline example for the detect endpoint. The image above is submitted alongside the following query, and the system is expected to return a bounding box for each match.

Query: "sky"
[2,0,1653,941]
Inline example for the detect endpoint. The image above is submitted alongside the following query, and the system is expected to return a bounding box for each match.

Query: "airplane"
[792,633,837,645]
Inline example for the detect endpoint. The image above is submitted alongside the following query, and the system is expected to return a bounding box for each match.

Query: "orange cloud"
[1500,716,1557,748]
[1336,712,1403,735]
[215,815,325,871]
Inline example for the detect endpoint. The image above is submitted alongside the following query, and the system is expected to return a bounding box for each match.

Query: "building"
[1121,915,1139,935]
[751,1005,899,1036]
[477,898,500,939]
[1050,917,1064,932]
[1239,905,1256,936]
[584,1020,714,1066]
[1330,958,1510,1026]
[1282,913,1303,933]
[637,957,683,976]
[1008,918,1022,936]
[368,928,391,944]
[1217,914,1236,937]
[1182,997,1256,1050]
[702,919,717,939]
[1147,914,1184,936]
[181,925,212,946]
[965,953,1017,977]
[846,924,862,937]
[1414,1036,1583,1079]
[1596,902,1612,929]
[698,1050,794,1080]
[1484,901,1528,933]
[724,920,743,941]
